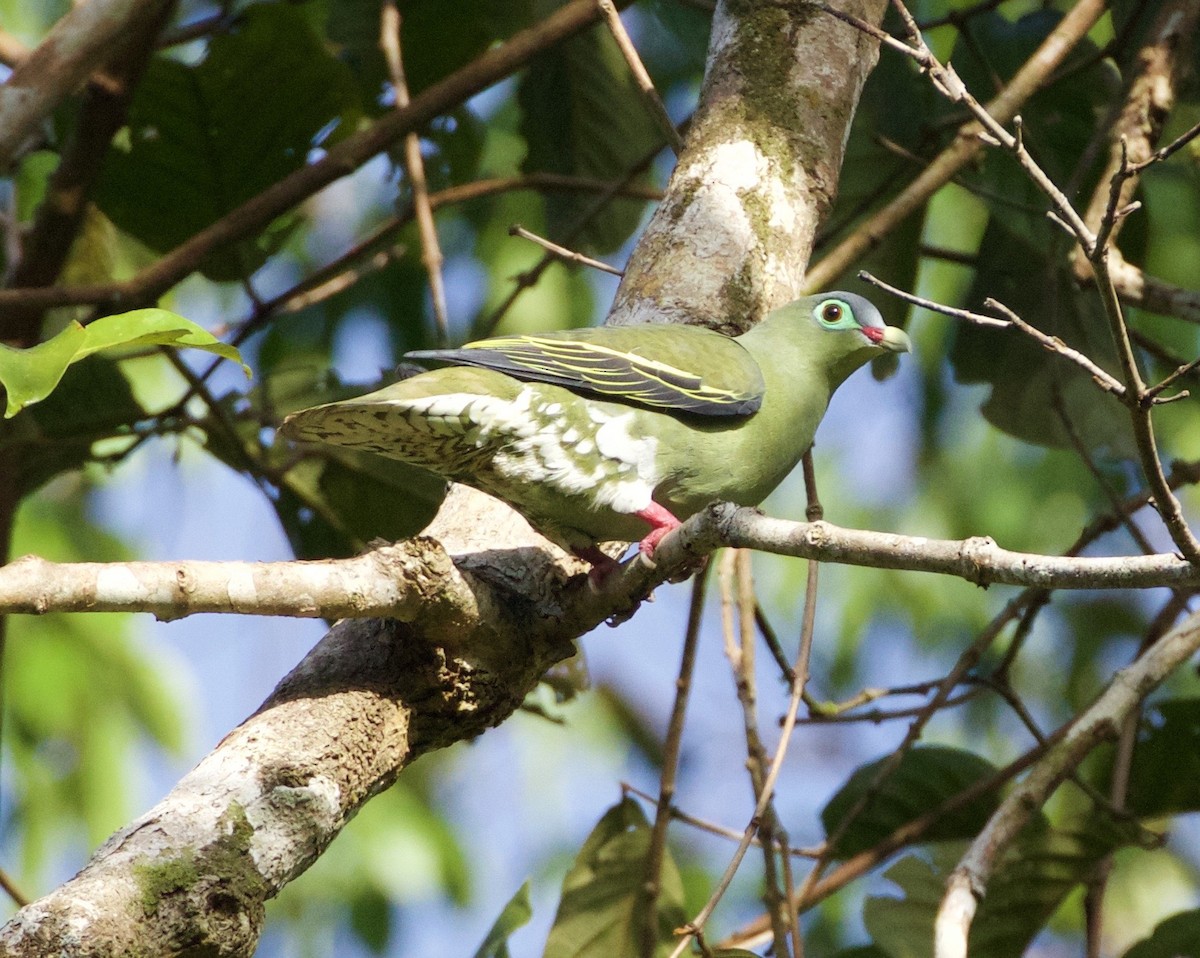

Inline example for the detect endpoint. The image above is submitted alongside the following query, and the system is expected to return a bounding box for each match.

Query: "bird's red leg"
[636,501,682,557]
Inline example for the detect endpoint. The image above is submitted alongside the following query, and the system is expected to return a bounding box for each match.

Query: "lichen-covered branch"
[0,489,591,956]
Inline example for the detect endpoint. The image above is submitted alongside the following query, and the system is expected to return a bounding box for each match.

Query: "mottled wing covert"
[406,324,764,416]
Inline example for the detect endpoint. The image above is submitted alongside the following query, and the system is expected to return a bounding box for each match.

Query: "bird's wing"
[406,324,764,416]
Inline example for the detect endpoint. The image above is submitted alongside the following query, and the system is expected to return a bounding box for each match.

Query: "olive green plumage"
[280,292,910,556]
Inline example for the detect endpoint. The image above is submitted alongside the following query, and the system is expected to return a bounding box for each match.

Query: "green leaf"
[474,881,534,958]
[1122,910,1200,958]
[0,309,246,417]
[821,745,1002,858]
[95,4,362,280]
[543,798,687,958]
[518,22,661,253]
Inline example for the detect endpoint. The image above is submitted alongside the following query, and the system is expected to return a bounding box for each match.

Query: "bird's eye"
[815,299,851,327]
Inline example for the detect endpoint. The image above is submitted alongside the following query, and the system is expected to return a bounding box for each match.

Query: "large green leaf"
[0,309,246,417]
[518,20,662,253]
[543,798,687,958]
[95,4,362,280]
[821,745,1002,859]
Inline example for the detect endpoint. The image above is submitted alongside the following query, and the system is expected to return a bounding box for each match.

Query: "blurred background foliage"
[1,0,1200,955]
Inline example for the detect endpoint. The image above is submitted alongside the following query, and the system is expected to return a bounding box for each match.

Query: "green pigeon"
[280,292,909,565]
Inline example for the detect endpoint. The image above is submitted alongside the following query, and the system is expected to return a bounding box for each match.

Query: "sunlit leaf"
[0,309,246,417]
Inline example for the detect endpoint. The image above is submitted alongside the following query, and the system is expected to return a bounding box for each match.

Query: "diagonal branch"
[934,609,1200,958]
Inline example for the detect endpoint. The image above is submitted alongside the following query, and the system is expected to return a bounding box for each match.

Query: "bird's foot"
[635,502,682,560]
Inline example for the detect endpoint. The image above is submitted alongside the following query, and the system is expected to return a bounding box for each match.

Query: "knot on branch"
[958,536,996,588]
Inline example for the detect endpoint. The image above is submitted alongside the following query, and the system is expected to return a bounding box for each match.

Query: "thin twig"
[596,0,685,154]
[381,3,450,345]
[858,272,1008,328]
[0,864,29,907]
[624,782,823,857]
[508,224,623,276]
[638,566,709,958]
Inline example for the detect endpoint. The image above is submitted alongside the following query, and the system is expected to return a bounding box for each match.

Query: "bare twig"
[859,271,1008,328]
[596,0,685,154]
[638,567,708,958]
[381,3,450,344]
[509,225,623,276]
[0,864,28,907]
[625,783,823,856]
[982,298,1127,396]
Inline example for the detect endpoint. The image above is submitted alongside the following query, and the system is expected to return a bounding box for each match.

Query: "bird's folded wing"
[406,325,764,416]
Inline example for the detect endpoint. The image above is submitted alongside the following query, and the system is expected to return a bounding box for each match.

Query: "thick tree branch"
[0,488,604,956]
[609,0,890,331]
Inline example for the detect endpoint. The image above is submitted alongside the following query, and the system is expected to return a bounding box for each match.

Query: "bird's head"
[755,291,911,387]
